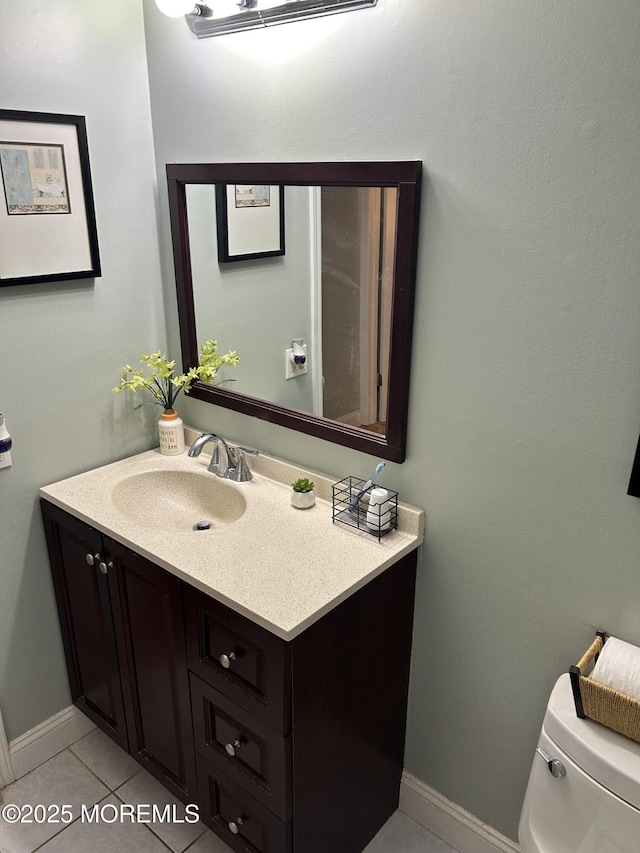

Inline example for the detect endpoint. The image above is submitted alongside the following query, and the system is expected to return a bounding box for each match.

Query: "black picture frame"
[215,183,285,263]
[0,109,101,287]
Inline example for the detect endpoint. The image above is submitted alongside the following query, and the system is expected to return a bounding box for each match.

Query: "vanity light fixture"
[155,0,212,18]
[155,0,377,39]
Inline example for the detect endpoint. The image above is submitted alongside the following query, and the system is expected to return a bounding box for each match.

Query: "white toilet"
[519,672,640,851]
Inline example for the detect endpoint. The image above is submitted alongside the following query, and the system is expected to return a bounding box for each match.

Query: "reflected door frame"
[310,187,324,418]
[317,187,395,431]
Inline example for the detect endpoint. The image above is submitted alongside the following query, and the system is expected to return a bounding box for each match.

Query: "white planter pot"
[291,489,315,509]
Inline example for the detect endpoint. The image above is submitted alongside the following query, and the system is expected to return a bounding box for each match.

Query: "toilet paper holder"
[569,630,640,743]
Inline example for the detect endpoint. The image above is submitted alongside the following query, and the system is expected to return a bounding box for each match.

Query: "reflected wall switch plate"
[285,345,308,380]
[0,451,12,470]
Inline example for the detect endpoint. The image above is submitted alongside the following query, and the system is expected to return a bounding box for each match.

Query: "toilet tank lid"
[544,673,640,811]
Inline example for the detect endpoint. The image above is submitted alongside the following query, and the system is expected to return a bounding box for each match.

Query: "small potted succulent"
[291,477,315,509]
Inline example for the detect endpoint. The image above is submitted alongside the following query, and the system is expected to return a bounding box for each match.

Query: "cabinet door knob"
[219,651,237,669]
[99,560,114,575]
[85,553,101,566]
[228,817,244,834]
[225,739,241,757]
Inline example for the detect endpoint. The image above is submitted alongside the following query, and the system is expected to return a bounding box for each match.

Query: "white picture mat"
[0,119,92,280]
[225,185,281,257]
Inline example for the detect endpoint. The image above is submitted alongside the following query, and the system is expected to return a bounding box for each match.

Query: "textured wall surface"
[143,0,640,839]
[1,1,639,842]
[0,0,163,740]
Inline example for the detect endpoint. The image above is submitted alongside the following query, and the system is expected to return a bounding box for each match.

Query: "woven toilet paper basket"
[569,631,640,743]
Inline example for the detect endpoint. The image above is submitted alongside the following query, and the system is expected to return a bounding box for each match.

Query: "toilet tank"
[519,673,640,853]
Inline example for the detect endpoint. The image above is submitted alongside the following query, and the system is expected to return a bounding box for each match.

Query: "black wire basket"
[332,476,398,540]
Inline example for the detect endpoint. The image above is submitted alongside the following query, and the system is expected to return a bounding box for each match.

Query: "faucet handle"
[207,441,222,474]
[234,447,259,482]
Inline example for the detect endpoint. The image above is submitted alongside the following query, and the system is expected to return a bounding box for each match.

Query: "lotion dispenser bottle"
[0,413,13,469]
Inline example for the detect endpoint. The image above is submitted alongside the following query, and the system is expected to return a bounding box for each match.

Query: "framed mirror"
[166,161,421,463]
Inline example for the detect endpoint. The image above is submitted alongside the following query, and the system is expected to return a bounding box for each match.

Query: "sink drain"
[194,520,214,531]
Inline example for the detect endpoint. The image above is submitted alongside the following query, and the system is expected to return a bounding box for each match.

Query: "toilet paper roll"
[591,637,640,702]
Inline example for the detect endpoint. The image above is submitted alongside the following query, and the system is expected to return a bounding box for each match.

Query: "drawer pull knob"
[99,560,114,575]
[225,739,241,757]
[228,817,244,834]
[219,651,237,669]
[85,552,100,566]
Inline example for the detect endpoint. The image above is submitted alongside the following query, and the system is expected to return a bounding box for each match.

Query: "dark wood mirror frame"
[166,161,422,463]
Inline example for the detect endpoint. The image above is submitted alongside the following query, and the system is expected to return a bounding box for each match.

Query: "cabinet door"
[41,501,128,750]
[107,539,196,802]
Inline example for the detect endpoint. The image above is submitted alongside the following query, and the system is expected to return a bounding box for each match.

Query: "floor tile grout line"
[28,791,115,853]
[69,733,206,853]
[1,746,112,853]
[67,744,119,792]
[68,737,142,793]
[180,827,210,852]
[112,787,207,853]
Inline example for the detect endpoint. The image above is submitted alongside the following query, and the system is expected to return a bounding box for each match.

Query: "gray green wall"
[0,2,163,739]
[1,0,639,844]
[187,184,315,412]
[143,0,640,841]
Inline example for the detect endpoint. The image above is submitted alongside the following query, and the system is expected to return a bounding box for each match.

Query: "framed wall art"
[0,109,101,287]
[215,183,285,263]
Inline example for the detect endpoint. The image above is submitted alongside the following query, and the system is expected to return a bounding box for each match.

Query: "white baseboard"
[400,771,520,853]
[9,706,96,781]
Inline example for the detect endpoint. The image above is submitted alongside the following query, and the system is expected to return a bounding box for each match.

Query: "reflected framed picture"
[0,109,101,287]
[215,183,285,263]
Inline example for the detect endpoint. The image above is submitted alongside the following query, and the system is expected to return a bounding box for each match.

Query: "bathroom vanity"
[40,446,423,853]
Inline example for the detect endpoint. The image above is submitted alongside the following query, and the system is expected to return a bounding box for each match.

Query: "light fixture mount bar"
[186,0,377,38]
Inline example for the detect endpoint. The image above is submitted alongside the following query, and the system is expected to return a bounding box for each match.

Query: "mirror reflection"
[167,161,421,462]
[187,184,398,436]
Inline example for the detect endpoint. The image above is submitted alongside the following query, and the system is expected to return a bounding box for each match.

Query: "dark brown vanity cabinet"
[183,554,417,853]
[42,498,417,853]
[41,501,197,802]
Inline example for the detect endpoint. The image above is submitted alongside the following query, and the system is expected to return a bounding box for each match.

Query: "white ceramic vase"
[291,488,315,509]
[158,410,185,455]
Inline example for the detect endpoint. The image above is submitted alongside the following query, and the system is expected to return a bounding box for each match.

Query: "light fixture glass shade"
[211,0,243,16]
[155,0,196,17]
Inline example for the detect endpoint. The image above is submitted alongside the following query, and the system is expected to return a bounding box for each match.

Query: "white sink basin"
[110,469,246,532]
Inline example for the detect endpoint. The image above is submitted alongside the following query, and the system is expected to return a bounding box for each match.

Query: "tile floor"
[0,728,459,853]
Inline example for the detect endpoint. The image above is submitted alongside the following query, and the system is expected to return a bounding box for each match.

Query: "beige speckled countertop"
[40,430,424,641]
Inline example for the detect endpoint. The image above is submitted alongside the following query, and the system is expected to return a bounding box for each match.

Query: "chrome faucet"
[188,433,258,482]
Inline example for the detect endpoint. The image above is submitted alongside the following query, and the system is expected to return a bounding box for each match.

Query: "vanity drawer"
[190,673,291,820]
[185,586,291,734]
[196,755,292,853]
